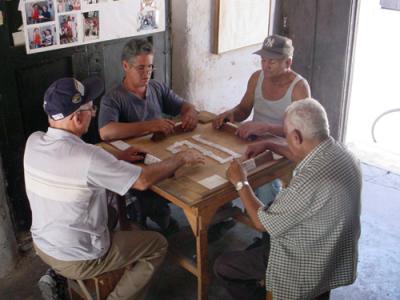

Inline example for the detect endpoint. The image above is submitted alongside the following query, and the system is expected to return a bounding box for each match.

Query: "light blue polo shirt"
[24,127,141,261]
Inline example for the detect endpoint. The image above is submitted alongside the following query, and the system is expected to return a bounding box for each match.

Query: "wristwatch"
[235,180,249,191]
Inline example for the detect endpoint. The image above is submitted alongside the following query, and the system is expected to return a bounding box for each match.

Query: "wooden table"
[101,115,293,300]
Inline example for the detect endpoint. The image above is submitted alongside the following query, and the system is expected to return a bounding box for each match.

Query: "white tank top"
[252,71,303,124]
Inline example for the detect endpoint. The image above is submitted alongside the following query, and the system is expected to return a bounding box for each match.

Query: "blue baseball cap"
[43,77,104,120]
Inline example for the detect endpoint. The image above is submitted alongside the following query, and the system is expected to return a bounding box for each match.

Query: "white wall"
[170,0,265,115]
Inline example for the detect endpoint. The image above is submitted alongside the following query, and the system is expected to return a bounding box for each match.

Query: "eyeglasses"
[77,105,97,117]
[131,64,156,73]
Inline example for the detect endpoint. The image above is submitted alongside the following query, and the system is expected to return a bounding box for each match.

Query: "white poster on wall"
[214,0,270,54]
[19,0,165,54]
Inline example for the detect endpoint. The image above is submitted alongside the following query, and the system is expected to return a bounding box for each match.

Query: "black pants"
[214,234,270,300]
[128,190,171,230]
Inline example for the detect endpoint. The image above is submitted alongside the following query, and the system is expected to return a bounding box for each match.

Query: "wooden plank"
[169,248,199,276]
[212,0,221,54]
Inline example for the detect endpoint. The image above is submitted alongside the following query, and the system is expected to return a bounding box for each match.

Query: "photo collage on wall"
[22,0,103,51]
[21,0,164,54]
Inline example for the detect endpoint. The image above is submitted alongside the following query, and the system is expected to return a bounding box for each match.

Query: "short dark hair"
[121,38,153,64]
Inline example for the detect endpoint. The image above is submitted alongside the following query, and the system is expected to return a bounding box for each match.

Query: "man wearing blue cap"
[24,77,204,300]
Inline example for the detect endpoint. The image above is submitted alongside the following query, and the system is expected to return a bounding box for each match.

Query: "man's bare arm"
[245,138,295,161]
[132,150,204,190]
[232,71,260,121]
[213,71,260,128]
[99,119,175,141]
[226,160,266,232]
[180,102,198,130]
[292,79,311,101]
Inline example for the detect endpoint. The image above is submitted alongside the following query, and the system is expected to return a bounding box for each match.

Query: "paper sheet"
[198,174,228,189]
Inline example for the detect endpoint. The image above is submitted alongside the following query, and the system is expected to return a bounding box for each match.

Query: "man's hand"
[176,149,205,166]
[236,121,270,140]
[181,108,198,131]
[212,110,234,129]
[245,141,270,159]
[117,146,147,163]
[148,119,176,135]
[226,159,247,185]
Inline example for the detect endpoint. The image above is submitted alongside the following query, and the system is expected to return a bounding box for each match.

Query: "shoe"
[38,269,58,300]
[38,269,66,300]
[208,219,236,243]
[160,217,180,237]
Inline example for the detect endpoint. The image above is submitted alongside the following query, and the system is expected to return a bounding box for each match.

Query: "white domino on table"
[109,140,131,151]
[144,154,161,165]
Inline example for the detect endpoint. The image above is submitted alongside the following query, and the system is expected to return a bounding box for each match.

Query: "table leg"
[183,206,220,300]
[196,227,209,300]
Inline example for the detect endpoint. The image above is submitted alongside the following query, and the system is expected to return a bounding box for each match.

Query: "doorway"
[345,0,400,174]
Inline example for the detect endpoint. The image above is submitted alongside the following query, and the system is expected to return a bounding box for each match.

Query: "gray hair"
[285,98,330,140]
[121,38,153,64]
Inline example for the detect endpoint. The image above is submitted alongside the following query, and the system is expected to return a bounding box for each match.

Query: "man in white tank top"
[213,34,310,138]
[213,34,311,211]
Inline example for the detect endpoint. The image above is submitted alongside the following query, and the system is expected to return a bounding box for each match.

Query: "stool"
[68,268,125,300]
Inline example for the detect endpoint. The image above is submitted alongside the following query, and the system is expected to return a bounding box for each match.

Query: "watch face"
[235,180,249,191]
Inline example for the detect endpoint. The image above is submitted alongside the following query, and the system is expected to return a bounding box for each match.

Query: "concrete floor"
[0,163,399,300]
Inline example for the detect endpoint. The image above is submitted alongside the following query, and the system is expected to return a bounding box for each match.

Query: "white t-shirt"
[24,127,141,261]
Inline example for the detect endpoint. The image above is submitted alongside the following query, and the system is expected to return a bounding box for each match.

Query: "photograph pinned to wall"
[83,11,99,41]
[83,0,107,5]
[28,24,57,49]
[25,0,55,24]
[137,0,159,31]
[56,0,81,13]
[59,14,78,44]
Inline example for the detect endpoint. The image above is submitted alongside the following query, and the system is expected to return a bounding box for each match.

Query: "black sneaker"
[38,269,66,300]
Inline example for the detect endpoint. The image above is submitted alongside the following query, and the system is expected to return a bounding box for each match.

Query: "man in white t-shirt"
[24,77,204,300]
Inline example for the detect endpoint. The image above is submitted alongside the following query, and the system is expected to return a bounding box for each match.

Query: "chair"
[67,268,125,300]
